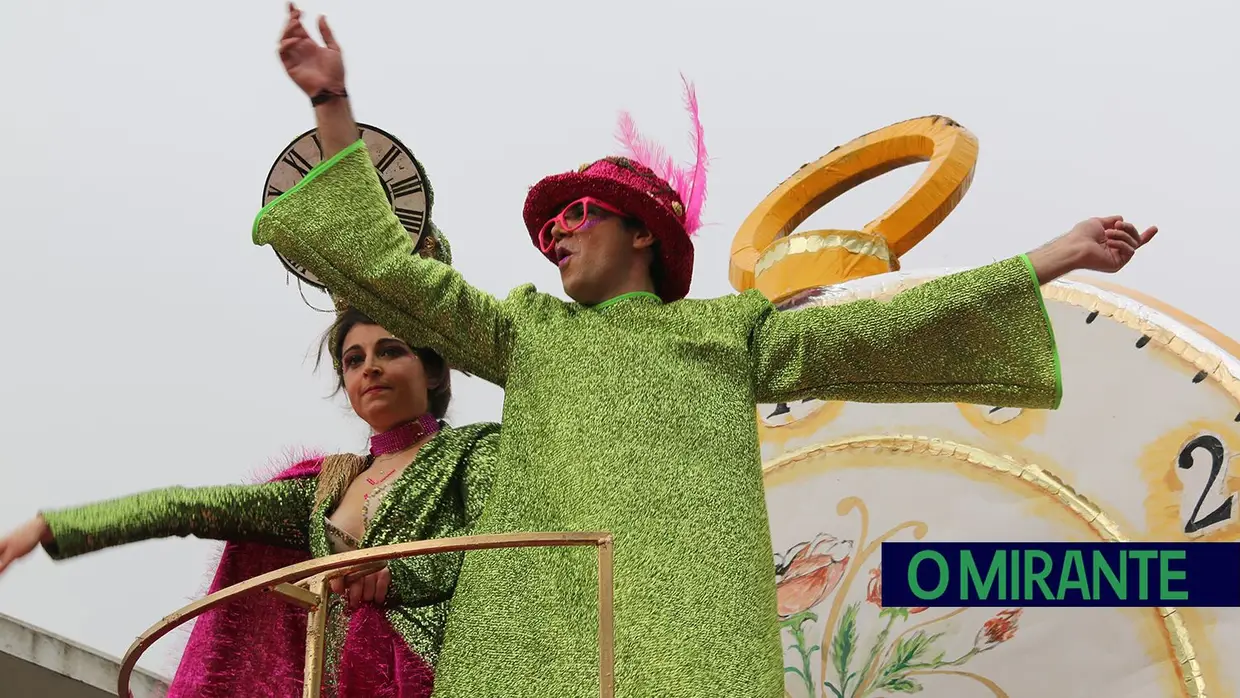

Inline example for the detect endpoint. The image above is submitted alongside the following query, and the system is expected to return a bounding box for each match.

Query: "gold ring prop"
[117,532,616,698]
[730,115,979,302]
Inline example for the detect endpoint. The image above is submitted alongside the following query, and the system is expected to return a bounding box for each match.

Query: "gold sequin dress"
[252,141,1062,697]
[39,421,500,697]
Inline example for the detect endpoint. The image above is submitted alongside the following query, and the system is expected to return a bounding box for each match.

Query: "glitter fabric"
[41,479,318,557]
[39,422,501,696]
[327,223,454,371]
[252,142,1060,698]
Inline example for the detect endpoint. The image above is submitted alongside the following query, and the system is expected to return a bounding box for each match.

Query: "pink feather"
[613,74,709,236]
[680,74,708,236]
[615,111,676,184]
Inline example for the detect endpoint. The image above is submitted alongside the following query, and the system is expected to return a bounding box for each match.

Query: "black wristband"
[311,89,348,106]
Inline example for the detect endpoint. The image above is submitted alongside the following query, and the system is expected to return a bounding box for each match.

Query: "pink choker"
[369,414,441,456]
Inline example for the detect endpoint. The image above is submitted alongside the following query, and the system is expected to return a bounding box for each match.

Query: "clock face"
[262,123,431,289]
[759,398,830,427]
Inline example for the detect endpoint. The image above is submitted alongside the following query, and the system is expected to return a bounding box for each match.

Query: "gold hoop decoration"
[730,115,978,301]
[117,532,615,698]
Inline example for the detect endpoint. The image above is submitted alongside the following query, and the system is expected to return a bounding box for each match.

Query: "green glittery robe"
[252,141,1062,697]
[38,422,500,696]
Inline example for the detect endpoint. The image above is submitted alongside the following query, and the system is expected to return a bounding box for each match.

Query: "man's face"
[547,200,654,304]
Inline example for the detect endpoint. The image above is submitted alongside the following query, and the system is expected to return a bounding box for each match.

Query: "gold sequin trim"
[763,435,1206,698]
[314,453,370,511]
[753,231,896,278]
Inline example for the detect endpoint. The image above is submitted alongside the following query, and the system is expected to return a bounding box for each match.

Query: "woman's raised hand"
[278,2,346,100]
[0,516,52,576]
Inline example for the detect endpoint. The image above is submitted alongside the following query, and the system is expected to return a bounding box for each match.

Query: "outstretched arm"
[258,5,514,385]
[750,215,1157,407]
[33,479,316,561]
[751,255,1063,408]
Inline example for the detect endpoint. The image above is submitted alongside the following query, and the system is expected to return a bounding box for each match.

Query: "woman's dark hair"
[317,306,452,419]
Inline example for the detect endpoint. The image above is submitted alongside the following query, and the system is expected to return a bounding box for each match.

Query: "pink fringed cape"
[166,457,434,697]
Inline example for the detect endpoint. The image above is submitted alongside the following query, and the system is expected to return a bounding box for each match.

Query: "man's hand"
[278,3,346,100]
[1027,215,1158,284]
[1064,215,1158,273]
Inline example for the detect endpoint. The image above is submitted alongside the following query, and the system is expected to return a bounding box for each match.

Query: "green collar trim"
[590,291,663,311]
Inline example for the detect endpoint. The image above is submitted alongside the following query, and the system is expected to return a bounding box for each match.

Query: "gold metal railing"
[117,532,615,698]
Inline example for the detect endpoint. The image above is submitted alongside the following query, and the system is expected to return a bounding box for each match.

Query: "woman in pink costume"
[0,229,501,698]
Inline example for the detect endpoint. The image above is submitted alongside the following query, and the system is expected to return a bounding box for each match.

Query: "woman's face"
[339,323,432,433]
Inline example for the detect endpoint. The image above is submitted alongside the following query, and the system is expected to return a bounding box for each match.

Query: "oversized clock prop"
[261,123,432,289]
[731,116,1238,698]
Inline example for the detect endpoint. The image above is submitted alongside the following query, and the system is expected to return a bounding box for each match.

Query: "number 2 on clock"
[1178,433,1236,535]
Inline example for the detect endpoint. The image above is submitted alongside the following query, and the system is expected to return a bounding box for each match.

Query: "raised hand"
[0,516,52,576]
[1065,215,1159,274]
[277,2,346,100]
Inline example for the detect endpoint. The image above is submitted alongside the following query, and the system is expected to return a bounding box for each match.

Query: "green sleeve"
[750,254,1062,408]
[252,141,514,387]
[39,479,317,560]
[384,422,502,606]
[458,424,502,526]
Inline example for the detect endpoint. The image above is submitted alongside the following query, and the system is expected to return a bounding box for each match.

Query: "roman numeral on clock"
[395,207,425,230]
[282,150,314,177]
[389,174,424,198]
[375,145,401,173]
[266,185,284,198]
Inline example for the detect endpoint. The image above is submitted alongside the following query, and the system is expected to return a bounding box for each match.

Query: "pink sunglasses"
[537,197,626,253]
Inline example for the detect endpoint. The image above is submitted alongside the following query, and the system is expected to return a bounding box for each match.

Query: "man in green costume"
[257,6,1158,696]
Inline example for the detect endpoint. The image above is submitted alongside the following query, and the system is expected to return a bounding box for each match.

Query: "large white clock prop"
[734,116,1236,698]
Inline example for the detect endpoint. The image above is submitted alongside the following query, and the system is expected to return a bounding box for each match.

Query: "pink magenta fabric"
[165,456,433,697]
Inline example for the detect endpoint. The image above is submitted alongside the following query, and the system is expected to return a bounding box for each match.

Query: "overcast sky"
[0,0,1235,677]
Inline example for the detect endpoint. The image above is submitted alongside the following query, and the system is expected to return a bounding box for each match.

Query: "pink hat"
[523,76,709,302]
